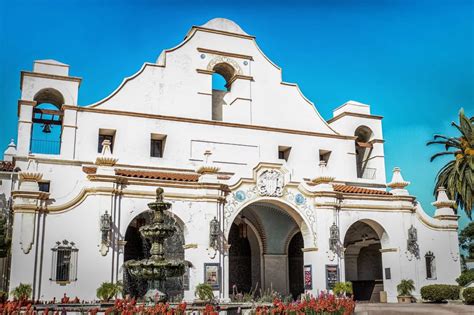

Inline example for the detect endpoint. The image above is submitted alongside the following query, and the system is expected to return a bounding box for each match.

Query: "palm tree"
[427,108,473,218]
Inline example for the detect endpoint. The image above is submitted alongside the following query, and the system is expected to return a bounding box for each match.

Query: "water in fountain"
[124,188,186,302]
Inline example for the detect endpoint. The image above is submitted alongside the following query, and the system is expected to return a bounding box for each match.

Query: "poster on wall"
[325,264,339,290]
[304,265,312,290]
[204,263,220,289]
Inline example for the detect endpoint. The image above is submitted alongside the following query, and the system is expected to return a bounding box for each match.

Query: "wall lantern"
[239,216,248,239]
[100,211,112,256]
[209,216,220,249]
[329,222,343,257]
[407,225,420,259]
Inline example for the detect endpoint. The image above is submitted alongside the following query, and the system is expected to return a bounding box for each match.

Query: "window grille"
[51,240,78,283]
[425,251,436,279]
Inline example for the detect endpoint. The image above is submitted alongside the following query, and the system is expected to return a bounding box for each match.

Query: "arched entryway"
[123,211,186,299]
[228,201,307,299]
[344,220,384,302]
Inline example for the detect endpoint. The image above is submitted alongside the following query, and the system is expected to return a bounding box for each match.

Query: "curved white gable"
[87,18,336,134]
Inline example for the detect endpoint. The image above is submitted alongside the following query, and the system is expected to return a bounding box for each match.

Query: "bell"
[42,123,51,133]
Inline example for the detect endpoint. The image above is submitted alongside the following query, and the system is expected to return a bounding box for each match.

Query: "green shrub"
[333,282,353,296]
[420,284,460,302]
[463,287,474,305]
[456,270,474,286]
[11,283,32,300]
[194,283,214,301]
[397,279,415,296]
[96,281,123,301]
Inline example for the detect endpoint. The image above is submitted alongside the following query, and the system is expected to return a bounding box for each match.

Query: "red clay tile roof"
[333,184,391,195]
[115,169,200,182]
[0,161,17,172]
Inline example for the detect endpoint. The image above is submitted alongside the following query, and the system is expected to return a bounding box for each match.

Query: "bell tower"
[17,60,81,158]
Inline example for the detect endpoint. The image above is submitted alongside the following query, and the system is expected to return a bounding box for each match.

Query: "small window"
[150,133,167,158]
[151,139,163,158]
[278,146,291,162]
[98,129,116,153]
[319,150,331,165]
[425,251,436,279]
[385,268,391,280]
[38,181,50,193]
[51,240,78,283]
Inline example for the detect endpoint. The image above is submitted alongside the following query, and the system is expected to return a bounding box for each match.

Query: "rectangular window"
[150,134,166,158]
[38,181,50,193]
[278,146,291,162]
[98,129,116,153]
[150,139,163,158]
[385,268,391,280]
[425,252,436,279]
[319,149,331,165]
[51,240,78,283]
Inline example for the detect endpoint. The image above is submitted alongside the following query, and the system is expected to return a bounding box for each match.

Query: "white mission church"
[0,18,461,303]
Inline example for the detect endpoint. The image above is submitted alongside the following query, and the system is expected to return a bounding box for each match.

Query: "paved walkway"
[354,303,474,315]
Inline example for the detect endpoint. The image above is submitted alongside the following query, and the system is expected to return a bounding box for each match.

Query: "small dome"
[200,18,249,36]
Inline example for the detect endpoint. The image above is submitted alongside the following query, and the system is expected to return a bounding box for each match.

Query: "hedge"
[463,287,474,305]
[456,270,474,286]
[420,284,460,302]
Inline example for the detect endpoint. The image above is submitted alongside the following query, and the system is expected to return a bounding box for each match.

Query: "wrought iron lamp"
[209,216,220,249]
[100,211,111,256]
[329,222,343,257]
[239,216,248,239]
[407,225,420,259]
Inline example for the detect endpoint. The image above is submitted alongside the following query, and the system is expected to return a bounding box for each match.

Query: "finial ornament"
[311,161,335,185]
[95,139,118,166]
[387,167,410,189]
[156,187,164,202]
[197,149,220,174]
[432,186,456,209]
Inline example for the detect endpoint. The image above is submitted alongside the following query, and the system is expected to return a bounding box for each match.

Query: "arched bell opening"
[354,125,374,179]
[123,211,185,299]
[30,88,64,154]
[211,62,236,121]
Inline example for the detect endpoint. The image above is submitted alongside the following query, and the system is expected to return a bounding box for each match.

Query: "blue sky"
[0,0,473,226]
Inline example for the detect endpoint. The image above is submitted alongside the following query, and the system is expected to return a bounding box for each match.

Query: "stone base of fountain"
[144,288,167,303]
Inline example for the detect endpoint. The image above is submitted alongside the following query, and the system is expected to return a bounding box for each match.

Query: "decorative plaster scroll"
[257,170,284,197]
[20,213,36,254]
[206,56,243,75]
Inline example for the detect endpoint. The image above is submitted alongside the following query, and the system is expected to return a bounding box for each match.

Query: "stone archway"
[227,200,307,297]
[123,211,185,299]
[343,220,385,302]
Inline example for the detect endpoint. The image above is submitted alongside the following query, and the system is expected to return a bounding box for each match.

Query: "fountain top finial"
[156,187,164,202]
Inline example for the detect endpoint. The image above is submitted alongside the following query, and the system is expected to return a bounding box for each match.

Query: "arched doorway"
[228,201,305,297]
[288,232,304,300]
[344,221,384,302]
[123,211,185,299]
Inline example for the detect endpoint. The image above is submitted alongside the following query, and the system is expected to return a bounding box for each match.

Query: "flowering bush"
[251,294,355,315]
[103,298,189,314]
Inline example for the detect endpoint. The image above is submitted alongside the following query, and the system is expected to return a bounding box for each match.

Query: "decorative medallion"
[257,170,284,197]
[235,190,246,202]
[295,193,306,205]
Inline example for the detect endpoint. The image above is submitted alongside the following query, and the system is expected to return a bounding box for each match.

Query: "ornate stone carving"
[257,170,284,197]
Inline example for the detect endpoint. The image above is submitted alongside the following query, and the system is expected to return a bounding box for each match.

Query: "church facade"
[1,18,461,303]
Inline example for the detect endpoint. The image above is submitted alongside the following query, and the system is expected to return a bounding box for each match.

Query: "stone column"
[17,100,36,156]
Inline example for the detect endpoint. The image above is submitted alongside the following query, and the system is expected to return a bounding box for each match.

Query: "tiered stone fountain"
[124,188,185,302]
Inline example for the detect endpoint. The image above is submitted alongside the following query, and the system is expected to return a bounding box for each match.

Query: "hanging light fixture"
[42,123,52,133]
[239,215,248,239]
